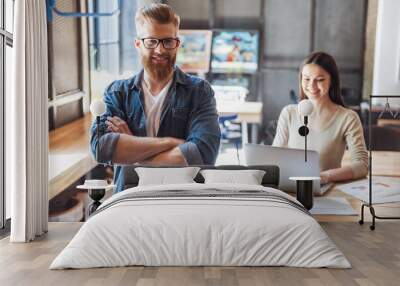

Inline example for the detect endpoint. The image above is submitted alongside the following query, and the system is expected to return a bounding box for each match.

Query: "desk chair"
[219,115,242,163]
[365,125,400,151]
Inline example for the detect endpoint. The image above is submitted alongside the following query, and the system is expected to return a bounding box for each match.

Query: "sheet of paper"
[336,176,400,204]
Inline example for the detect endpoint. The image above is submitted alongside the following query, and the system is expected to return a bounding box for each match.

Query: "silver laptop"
[244,144,333,195]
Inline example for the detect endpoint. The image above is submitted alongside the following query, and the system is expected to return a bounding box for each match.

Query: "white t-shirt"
[142,79,173,137]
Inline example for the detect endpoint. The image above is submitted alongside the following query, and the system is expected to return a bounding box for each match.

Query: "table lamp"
[90,100,106,162]
[82,100,110,215]
[298,99,314,162]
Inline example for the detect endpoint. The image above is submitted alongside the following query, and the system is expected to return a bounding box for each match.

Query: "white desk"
[216,101,263,144]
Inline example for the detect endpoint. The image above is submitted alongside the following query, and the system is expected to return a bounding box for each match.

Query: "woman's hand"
[106,116,133,136]
[320,166,358,184]
[320,170,331,184]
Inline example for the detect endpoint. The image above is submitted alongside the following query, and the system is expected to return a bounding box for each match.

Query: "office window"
[51,0,81,95]
[48,0,92,129]
[88,0,136,102]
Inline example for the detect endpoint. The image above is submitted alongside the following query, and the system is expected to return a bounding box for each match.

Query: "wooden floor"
[0,221,399,286]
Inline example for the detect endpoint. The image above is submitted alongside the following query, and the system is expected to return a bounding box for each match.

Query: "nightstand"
[77,180,115,215]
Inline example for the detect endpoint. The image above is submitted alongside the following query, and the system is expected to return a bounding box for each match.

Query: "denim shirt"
[90,67,221,193]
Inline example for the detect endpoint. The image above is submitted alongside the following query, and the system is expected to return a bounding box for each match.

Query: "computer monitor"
[211,30,259,74]
[176,29,212,74]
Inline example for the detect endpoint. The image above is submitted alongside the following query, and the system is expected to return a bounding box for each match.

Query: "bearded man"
[90,3,221,193]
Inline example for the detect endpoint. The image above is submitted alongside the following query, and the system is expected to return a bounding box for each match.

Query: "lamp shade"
[298,99,314,116]
[90,100,106,117]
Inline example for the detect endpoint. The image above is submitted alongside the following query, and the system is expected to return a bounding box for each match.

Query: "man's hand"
[111,133,186,165]
[168,137,185,146]
[140,146,187,166]
[106,116,133,136]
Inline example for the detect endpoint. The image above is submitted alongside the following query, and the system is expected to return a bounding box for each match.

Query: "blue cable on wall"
[46,0,121,22]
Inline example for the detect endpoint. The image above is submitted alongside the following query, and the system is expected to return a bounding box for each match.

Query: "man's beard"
[142,52,176,81]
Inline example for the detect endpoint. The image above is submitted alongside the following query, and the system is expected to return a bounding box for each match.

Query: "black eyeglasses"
[140,37,180,49]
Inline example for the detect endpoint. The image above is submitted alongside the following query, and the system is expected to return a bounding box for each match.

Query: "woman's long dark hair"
[299,51,345,107]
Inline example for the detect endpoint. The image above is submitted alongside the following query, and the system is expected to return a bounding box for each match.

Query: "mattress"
[50,183,350,269]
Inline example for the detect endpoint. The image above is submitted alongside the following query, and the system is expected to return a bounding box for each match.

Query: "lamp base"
[289,177,318,210]
[296,180,314,210]
[88,189,105,215]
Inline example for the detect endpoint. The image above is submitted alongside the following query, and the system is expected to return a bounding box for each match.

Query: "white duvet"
[50,183,350,269]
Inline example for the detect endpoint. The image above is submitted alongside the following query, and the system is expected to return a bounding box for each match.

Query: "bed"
[50,165,350,269]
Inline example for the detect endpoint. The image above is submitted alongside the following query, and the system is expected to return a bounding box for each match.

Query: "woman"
[273,52,368,184]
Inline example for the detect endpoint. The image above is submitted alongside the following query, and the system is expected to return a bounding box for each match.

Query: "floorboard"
[1,222,399,286]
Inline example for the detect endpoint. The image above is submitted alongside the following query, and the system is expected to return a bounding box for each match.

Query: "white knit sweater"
[272,104,368,179]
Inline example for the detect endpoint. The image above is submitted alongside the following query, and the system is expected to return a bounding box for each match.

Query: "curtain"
[9,0,49,242]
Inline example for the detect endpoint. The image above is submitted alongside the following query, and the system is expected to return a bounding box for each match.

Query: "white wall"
[372,0,400,105]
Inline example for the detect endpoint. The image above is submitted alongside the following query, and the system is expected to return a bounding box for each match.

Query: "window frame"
[1,0,13,232]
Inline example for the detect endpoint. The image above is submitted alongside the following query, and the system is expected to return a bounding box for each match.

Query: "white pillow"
[200,169,266,185]
[135,167,201,186]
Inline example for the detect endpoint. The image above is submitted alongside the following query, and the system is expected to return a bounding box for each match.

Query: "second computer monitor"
[211,30,259,74]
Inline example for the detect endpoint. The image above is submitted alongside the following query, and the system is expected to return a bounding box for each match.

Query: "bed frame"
[85,165,279,216]
[121,165,280,190]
